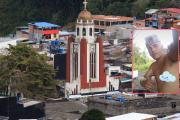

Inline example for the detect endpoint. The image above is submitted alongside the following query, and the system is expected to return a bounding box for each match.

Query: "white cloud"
[159,71,176,82]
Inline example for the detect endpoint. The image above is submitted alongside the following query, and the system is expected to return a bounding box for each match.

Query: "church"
[65,0,120,97]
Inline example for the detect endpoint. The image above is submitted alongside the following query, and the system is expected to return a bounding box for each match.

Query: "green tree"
[132,0,149,19]
[0,43,58,99]
[28,9,45,22]
[104,2,132,17]
[133,45,154,74]
[79,108,105,120]
[87,0,104,14]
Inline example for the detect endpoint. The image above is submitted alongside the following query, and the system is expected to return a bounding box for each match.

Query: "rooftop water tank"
[107,97,112,100]
[116,97,122,100]
[9,34,13,38]
[120,98,125,102]
[60,48,63,53]
[51,41,55,46]
[55,41,59,45]
[47,46,50,49]
[133,16,136,20]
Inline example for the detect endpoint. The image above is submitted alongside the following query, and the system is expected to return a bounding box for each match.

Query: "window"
[89,28,92,36]
[153,22,157,26]
[83,28,86,36]
[145,21,149,25]
[89,45,96,78]
[77,28,79,36]
[73,44,78,80]
[45,34,51,39]
[90,53,96,78]
[150,22,152,25]
[54,34,56,38]
[153,14,158,20]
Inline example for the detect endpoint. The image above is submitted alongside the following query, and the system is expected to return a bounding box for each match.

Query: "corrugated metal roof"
[28,22,60,28]
[145,9,158,14]
[135,27,155,29]
[59,31,75,35]
[163,113,180,119]
[114,24,133,28]
[106,113,157,120]
[16,26,29,29]
[21,29,29,33]
[103,46,124,52]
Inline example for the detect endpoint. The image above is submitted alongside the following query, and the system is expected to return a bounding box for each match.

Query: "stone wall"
[87,96,180,117]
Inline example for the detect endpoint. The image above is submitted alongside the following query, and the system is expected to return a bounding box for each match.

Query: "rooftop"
[106,112,157,120]
[92,15,133,22]
[145,9,158,15]
[28,22,60,28]
[103,45,125,52]
[59,31,76,36]
[16,26,29,29]
[114,24,134,28]
[163,113,180,119]
[18,98,42,108]
[160,8,180,13]
[0,37,15,43]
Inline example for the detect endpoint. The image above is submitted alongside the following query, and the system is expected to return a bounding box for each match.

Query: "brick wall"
[22,33,29,38]
[133,20,145,27]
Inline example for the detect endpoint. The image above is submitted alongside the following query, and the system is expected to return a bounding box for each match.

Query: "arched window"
[77,28,79,36]
[83,28,86,36]
[89,28,92,36]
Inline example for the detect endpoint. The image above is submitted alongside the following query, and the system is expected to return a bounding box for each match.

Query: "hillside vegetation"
[0,0,179,36]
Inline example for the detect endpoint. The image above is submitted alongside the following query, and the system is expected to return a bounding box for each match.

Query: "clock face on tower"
[73,44,78,53]
[90,44,96,52]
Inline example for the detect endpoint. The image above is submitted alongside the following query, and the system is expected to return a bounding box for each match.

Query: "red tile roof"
[142,17,152,21]
[160,8,180,13]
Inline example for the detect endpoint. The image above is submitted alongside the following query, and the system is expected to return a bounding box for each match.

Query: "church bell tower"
[66,0,107,95]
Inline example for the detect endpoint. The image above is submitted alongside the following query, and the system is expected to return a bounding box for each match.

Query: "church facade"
[65,1,120,97]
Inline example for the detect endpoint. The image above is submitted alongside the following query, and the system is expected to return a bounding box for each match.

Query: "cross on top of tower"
[83,0,87,10]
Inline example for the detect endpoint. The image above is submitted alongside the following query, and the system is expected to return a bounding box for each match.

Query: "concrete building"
[92,15,133,32]
[59,31,75,40]
[15,26,29,38]
[145,8,180,29]
[88,94,180,118]
[28,22,60,43]
[65,0,120,97]
[0,97,45,120]
[0,37,28,55]
[104,24,134,41]
[133,20,145,27]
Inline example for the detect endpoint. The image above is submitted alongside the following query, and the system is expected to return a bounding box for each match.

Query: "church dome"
[78,9,92,22]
